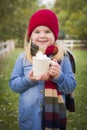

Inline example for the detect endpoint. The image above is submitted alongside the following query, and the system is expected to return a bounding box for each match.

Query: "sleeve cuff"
[52,70,64,84]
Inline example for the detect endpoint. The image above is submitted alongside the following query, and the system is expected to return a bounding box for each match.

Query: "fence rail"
[0,39,86,59]
[0,40,15,58]
[57,40,86,50]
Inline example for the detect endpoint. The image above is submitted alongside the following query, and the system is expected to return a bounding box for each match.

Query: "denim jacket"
[9,52,76,130]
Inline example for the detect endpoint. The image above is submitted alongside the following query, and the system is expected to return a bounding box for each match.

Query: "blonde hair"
[52,41,67,61]
[24,31,32,63]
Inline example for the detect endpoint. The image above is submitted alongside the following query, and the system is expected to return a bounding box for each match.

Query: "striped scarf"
[43,81,67,130]
[42,45,67,130]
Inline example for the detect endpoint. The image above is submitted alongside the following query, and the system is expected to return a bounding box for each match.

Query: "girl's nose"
[39,32,45,37]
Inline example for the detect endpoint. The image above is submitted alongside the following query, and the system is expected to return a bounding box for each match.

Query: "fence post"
[0,40,15,59]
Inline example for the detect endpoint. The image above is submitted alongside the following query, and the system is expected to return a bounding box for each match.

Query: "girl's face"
[31,26,55,51]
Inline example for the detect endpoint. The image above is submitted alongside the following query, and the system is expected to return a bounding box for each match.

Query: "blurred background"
[0,0,87,130]
[0,0,87,45]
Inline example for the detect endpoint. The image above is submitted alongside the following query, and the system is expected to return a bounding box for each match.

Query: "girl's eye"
[34,31,40,33]
[45,30,51,33]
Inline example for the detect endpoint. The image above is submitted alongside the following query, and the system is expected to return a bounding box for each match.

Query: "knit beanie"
[28,9,59,40]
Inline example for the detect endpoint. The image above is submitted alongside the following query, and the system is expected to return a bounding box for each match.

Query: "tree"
[0,0,40,43]
[53,0,87,40]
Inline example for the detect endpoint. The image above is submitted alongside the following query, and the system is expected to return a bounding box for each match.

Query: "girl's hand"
[48,59,61,78]
[29,70,50,81]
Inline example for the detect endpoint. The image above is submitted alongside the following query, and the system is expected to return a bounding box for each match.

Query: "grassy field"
[0,48,87,130]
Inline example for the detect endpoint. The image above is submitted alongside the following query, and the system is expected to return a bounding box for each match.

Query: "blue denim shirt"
[9,52,76,130]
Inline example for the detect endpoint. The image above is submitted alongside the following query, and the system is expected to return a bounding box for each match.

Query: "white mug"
[32,56,53,77]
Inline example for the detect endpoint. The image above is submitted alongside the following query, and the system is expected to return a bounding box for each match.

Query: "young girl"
[9,9,76,130]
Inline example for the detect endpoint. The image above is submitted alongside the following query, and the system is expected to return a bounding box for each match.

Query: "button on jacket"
[9,52,76,130]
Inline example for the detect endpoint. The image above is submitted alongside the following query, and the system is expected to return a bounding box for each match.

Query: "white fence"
[57,40,86,50]
[0,39,86,59]
[0,40,15,58]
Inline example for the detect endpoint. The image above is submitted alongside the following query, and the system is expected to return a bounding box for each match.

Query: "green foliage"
[0,48,87,130]
[53,0,87,40]
[0,0,40,42]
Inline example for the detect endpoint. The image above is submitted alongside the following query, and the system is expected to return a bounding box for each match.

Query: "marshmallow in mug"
[33,51,52,77]
[36,51,48,59]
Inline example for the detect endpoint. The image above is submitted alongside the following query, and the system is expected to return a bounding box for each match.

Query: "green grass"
[67,49,87,130]
[0,48,23,130]
[0,48,87,130]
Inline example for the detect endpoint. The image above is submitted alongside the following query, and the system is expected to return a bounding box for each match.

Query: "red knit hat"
[28,9,59,40]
